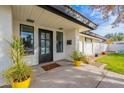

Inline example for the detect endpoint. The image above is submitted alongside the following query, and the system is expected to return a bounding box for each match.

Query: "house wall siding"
[0,6,13,86]
[65,29,80,60]
[0,6,100,86]
[79,36,85,53]
[13,19,67,66]
[93,39,107,54]
[79,36,93,55]
[79,35,107,56]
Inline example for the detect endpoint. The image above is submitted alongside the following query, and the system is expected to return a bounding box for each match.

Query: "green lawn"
[96,53,124,74]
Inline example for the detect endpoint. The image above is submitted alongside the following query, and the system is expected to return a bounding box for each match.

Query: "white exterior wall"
[79,36,93,56]
[79,36,84,53]
[93,39,107,54]
[13,20,39,66]
[0,6,79,85]
[0,6,98,86]
[13,19,67,66]
[100,43,107,52]
[79,35,107,56]
[65,29,80,60]
[93,42,100,54]
[84,40,93,55]
[53,30,66,61]
[0,6,13,86]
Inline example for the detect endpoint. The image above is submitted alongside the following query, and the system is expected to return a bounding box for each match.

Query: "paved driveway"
[31,61,124,88]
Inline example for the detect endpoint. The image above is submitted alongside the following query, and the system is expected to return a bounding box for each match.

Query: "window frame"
[56,31,63,53]
[20,24,34,55]
[40,32,51,55]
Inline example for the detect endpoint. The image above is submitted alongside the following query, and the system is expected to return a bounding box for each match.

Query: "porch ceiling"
[12,5,90,31]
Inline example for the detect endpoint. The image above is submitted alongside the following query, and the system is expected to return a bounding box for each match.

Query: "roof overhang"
[38,5,97,30]
[81,32,107,41]
[12,5,92,31]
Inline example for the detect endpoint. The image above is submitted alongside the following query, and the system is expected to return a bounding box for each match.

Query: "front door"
[39,29,53,64]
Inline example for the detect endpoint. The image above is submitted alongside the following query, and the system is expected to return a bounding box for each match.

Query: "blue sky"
[71,5,124,36]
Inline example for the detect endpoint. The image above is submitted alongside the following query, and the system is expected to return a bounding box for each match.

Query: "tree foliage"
[91,5,124,27]
[105,33,124,41]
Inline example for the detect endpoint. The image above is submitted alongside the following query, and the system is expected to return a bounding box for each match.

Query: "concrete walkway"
[30,61,124,88]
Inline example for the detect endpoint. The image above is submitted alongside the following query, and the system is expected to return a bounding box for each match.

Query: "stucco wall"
[79,36,85,53]
[0,6,13,86]
[65,29,80,60]
[13,19,67,65]
[79,36,93,55]
[79,35,107,56]
[93,39,107,54]
[0,6,93,86]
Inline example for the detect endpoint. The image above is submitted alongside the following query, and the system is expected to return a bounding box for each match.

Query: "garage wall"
[93,40,102,54]
[79,34,107,56]
[79,36,93,56]
[84,37,93,55]
[79,36,84,53]
[93,39,107,54]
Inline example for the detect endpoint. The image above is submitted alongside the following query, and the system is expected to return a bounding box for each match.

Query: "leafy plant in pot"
[70,51,87,67]
[3,37,32,88]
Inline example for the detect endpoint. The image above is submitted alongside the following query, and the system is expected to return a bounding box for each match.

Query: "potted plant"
[70,51,86,67]
[101,51,107,55]
[3,37,32,88]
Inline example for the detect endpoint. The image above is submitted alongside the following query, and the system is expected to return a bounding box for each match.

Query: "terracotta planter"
[12,77,31,88]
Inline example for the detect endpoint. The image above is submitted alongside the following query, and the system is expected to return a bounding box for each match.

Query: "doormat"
[41,63,61,71]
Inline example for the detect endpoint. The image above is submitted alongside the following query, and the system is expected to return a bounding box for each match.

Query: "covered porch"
[12,5,93,66]
[0,5,96,86]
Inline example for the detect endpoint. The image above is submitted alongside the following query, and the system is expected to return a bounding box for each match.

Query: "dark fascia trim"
[66,5,98,26]
[37,5,95,30]
[81,32,106,41]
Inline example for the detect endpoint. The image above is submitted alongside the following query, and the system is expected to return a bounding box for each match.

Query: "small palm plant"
[3,37,32,88]
[70,51,88,66]
[70,51,85,61]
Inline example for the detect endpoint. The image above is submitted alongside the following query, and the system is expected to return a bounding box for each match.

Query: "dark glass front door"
[39,29,53,63]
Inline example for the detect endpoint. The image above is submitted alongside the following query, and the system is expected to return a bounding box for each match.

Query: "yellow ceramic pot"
[73,61,76,65]
[74,61,81,67]
[12,77,31,88]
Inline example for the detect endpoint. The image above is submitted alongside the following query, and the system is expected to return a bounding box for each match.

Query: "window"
[20,24,34,54]
[40,32,51,55]
[56,32,63,52]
